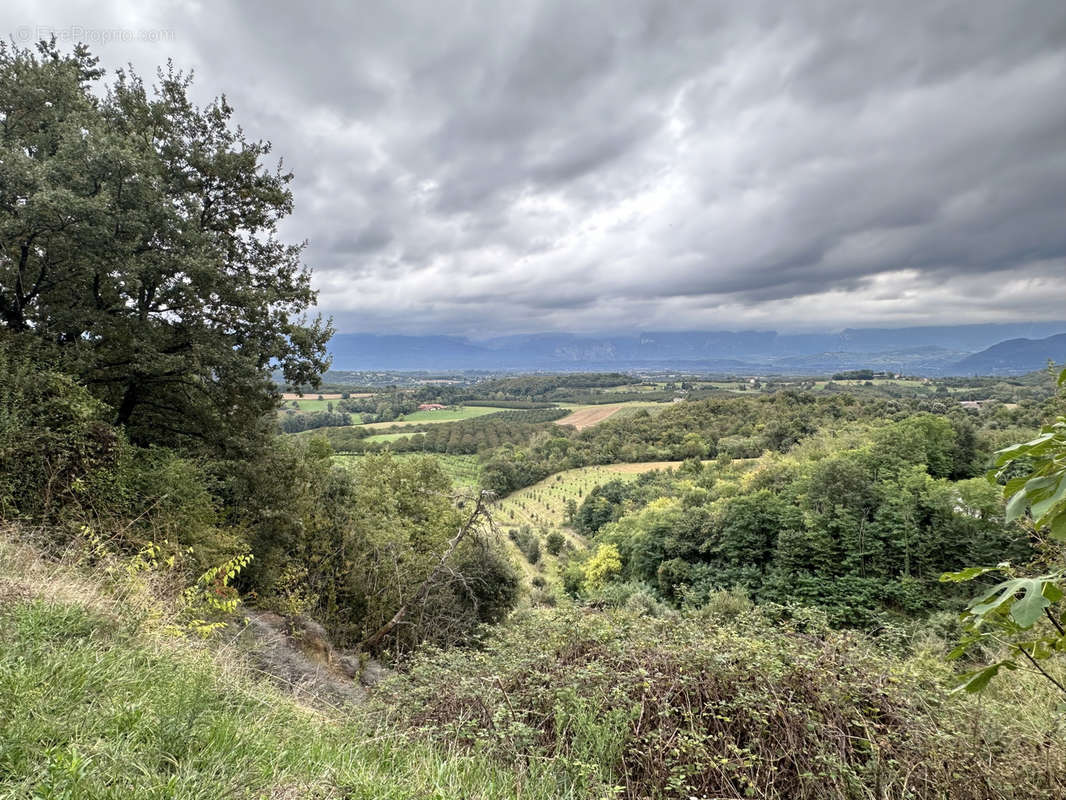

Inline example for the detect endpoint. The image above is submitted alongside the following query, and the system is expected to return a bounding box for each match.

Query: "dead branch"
[359,489,495,651]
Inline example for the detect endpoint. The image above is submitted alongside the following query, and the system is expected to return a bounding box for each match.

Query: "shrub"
[372,606,1066,800]
[545,531,566,555]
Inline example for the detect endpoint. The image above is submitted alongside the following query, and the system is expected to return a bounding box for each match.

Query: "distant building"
[418,403,446,411]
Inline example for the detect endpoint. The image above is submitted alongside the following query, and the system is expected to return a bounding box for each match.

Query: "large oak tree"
[0,40,331,452]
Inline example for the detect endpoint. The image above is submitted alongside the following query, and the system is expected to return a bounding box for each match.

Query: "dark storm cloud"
[4,0,1065,334]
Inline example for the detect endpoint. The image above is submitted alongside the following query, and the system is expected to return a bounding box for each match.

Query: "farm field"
[491,461,705,596]
[280,392,374,401]
[360,405,512,431]
[363,432,413,443]
[493,462,684,543]
[554,401,665,430]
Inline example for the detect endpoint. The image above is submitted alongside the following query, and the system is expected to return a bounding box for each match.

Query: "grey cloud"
[2,0,1065,334]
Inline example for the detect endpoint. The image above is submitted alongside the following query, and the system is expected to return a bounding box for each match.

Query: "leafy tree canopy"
[0,40,331,453]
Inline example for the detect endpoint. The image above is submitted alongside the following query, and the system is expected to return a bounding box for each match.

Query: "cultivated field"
[493,462,688,545]
[280,398,348,413]
[362,432,415,443]
[554,401,665,430]
[360,405,511,431]
[280,392,374,401]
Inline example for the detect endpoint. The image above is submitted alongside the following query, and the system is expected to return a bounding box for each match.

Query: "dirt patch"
[554,405,623,430]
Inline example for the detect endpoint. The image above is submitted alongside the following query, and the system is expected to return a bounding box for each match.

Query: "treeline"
[336,393,421,422]
[462,399,556,409]
[562,413,1030,626]
[480,393,883,494]
[481,390,1055,497]
[400,373,636,406]
[278,409,352,433]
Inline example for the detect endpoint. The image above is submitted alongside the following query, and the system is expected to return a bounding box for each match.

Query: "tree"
[584,543,622,591]
[943,367,1066,696]
[0,41,331,453]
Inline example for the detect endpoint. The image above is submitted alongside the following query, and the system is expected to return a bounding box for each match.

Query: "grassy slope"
[3,531,1064,800]
[0,539,575,800]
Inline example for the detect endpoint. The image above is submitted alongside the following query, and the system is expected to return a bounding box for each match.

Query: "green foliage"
[942,369,1066,696]
[224,444,518,650]
[508,526,542,565]
[993,374,1066,540]
[0,336,114,518]
[545,530,566,556]
[583,544,622,591]
[0,41,330,454]
[374,606,1066,799]
[571,416,1032,625]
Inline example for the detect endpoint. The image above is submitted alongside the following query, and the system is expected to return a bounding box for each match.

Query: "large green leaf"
[953,661,1016,694]
[1031,478,1066,524]
[1052,514,1066,542]
[969,577,1056,628]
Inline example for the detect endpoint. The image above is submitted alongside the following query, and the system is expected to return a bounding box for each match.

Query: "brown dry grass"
[554,404,624,430]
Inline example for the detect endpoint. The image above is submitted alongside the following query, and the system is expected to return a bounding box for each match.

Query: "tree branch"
[359,490,494,651]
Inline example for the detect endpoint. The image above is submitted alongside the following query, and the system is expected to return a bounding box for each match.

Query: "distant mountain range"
[325,323,1066,376]
[953,333,1066,375]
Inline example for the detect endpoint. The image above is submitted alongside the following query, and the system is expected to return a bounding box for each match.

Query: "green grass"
[394,406,509,423]
[0,545,582,800]
[279,398,343,413]
[363,432,414,443]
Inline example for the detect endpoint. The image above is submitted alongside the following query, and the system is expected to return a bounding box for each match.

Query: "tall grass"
[0,538,576,800]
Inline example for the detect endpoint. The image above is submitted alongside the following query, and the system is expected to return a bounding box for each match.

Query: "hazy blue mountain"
[951,334,1066,376]
[836,323,1066,353]
[325,323,1066,374]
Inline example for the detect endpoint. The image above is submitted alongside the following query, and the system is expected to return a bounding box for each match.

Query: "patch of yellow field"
[554,404,624,429]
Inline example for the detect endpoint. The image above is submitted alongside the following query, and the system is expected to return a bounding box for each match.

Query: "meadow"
[360,405,513,430]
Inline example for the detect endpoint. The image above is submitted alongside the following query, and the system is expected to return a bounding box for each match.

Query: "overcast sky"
[5,1,1066,335]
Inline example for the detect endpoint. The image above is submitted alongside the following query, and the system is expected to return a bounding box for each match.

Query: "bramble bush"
[371,605,1066,800]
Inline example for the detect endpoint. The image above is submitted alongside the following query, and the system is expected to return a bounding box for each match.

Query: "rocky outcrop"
[234,609,388,710]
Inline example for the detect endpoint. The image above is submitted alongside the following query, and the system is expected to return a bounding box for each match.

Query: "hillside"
[951,333,1066,375]
[4,534,1066,799]
[6,36,1066,800]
